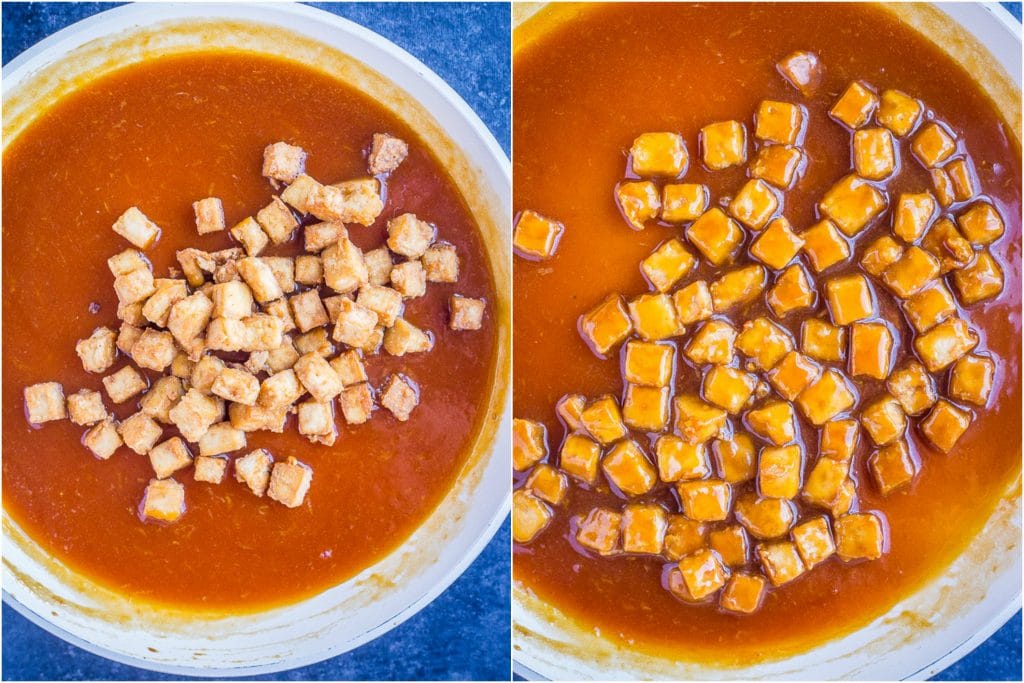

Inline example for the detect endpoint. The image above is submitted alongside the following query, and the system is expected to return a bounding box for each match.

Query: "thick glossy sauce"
[3,52,497,612]
[514,3,1021,661]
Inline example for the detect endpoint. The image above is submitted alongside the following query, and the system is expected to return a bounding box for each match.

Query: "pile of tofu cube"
[512,50,1003,614]
[23,133,487,524]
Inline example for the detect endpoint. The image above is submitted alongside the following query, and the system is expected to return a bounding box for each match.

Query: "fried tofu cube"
[119,411,163,455]
[849,322,894,380]
[869,440,917,494]
[148,436,193,479]
[262,141,306,183]
[702,365,757,415]
[701,120,746,170]
[384,318,434,356]
[198,422,247,456]
[525,463,569,506]
[331,298,379,348]
[758,444,802,499]
[678,479,732,522]
[243,313,285,353]
[892,192,937,243]
[368,132,409,175]
[112,206,161,249]
[886,361,937,415]
[168,389,220,442]
[211,367,260,406]
[903,282,957,333]
[228,403,288,433]
[356,286,403,330]
[615,181,661,230]
[860,235,905,278]
[757,541,806,586]
[256,196,299,245]
[860,394,907,446]
[262,256,296,295]
[882,245,940,298]
[734,493,797,540]
[102,366,147,404]
[23,381,66,424]
[825,273,876,325]
[767,351,821,401]
[709,525,749,567]
[877,89,923,136]
[830,479,857,517]
[330,350,368,388]
[820,419,860,461]
[139,376,184,424]
[579,293,632,356]
[767,263,815,317]
[323,238,369,294]
[513,209,564,259]
[792,516,835,569]
[920,399,972,452]
[339,382,374,425]
[945,157,978,201]
[556,394,586,431]
[674,395,728,445]
[835,512,884,561]
[776,50,822,96]
[287,289,329,334]
[802,456,850,509]
[735,317,793,370]
[83,417,122,459]
[819,175,886,236]
[513,418,548,471]
[712,433,757,484]
[720,573,766,614]
[131,329,176,372]
[626,293,679,341]
[755,100,804,145]
[389,260,426,298]
[116,323,143,355]
[711,265,767,312]
[107,248,150,277]
[952,251,1003,305]
[359,248,393,287]
[801,219,850,273]
[294,255,323,287]
[676,548,727,600]
[513,490,552,543]
[191,355,226,394]
[641,239,696,292]
[230,216,270,257]
[76,327,117,374]
[655,435,711,482]
[686,208,743,266]
[663,516,708,560]
[801,319,845,363]
[303,221,347,254]
[266,336,301,373]
[576,508,622,555]
[294,352,344,402]
[749,144,805,190]
[630,132,688,177]
[957,201,1004,246]
[728,179,780,230]
[141,478,185,523]
[930,166,956,207]
[750,217,804,270]
[208,281,252,320]
[67,389,107,426]
[796,368,857,426]
[912,122,956,167]
[602,440,657,496]
[142,279,188,328]
[380,374,419,421]
[581,395,627,445]
[853,128,897,180]
[559,434,601,484]
[167,293,214,351]
[829,81,878,129]
[386,213,435,258]
[949,354,995,407]
[236,256,283,304]
[194,455,228,484]
[114,267,157,306]
[746,401,797,446]
[193,197,225,235]
[622,384,670,432]
[417,244,459,286]
[661,183,709,223]
[673,281,713,325]
[450,295,486,331]
[296,400,337,443]
[623,341,674,387]
[170,352,194,379]
[914,317,978,372]
[685,320,736,365]
[620,504,668,555]
[235,448,274,496]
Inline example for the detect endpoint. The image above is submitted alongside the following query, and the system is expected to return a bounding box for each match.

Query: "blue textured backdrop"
[1,2,509,681]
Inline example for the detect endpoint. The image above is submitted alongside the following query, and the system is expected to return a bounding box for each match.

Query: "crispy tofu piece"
[860,235,905,278]
[387,213,435,258]
[262,141,307,183]
[141,478,185,523]
[198,421,247,456]
[191,355,226,394]
[860,394,907,446]
[288,289,329,334]
[673,281,713,325]
[112,206,161,249]
[622,384,670,432]
[168,292,214,350]
[235,257,282,304]
[776,50,823,97]
[758,444,802,499]
[576,507,622,555]
[641,239,696,292]
[796,368,857,426]
[339,382,374,425]
[235,448,274,496]
[194,455,228,484]
[835,512,885,561]
[205,317,248,353]
[107,248,150,277]
[820,419,860,460]
[825,273,876,325]
[792,516,836,569]
[255,196,299,245]
[713,433,757,484]
[728,179,780,231]
[67,389,108,426]
[193,197,226,235]
[513,490,552,543]
[882,245,940,298]
[801,219,850,273]
[720,573,767,614]
[525,463,569,505]
[676,548,727,600]
[261,256,296,295]
[240,314,285,352]
[663,515,708,560]
[685,319,736,365]
[677,479,732,522]
[628,293,681,341]
[734,493,796,540]
[312,178,385,226]
[767,351,821,401]
[701,120,746,170]
[848,322,894,380]
[767,263,815,317]
[674,395,728,445]
[755,100,804,145]
[114,267,157,306]
[579,293,633,356]
[615,181,661,230]
[228,403,288,433]
[230,216,270,257]
[141,279,188,329]
[294,352,344,402]
[361,247,394,287]
[168,389,220,443]
[331,298,379,347]
[819,175,886,237]
[945,157,978,201]
[559,433,601,485]
[892,192,937,243]
[630,132,688,177]
[757,541,806,586]
[952,251,1003,305]
[750,217,804,270]
[117,302,146,328]
[829,81,878,129]
[556,394,586,431]
[802,456,851,510]
[914,317,978,372]
[621,504,668,554]
[139,376,185,424]
[212,367,260,406]
[259,367,308,410]
[702,365,757,414]
[23,381,66,424]
[920,399,972,452]
[102,366,147,404]
[323,238,369,294]
[296,400,337,444]
[949,354,994,407]
[801,318,845,363]
[84,417,122,459]
[869,440,917,494]
[853,128,897,180]
[750,144,805,190]
[686,208,743,266]
[119,411,163,455]
[746,401,796,446]
[623,340,674,387]
[266,335,301,373]
[380,374,419,421]
[330,350,368,388]
[419,244,459,285]
[735,317,793,370]
[148,436,193,479]
[293,255,324,288]
[116,323,143,355]
[602,440,657,496]
[210,281,254,320]
[384,317,434,355]
[75,327,117,374]
[911,122,956,168]
[711,264,767,312]
[304,221,347,253]
[131,328,177,372]
[957,201,1004,246]
[368,133,409,175]
[170,352,195,379]
[390,260,426,298]
[513,210,564,259]
[709,524,749,567]
[581,395,627,445]
[655,435,711,482]
[886,361,937,415]
[450,295,486,331]
[661,183,709,223]
[903,282,957,333]
[877,89,923,136]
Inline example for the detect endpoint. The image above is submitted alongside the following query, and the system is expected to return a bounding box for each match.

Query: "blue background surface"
[1,2,509,681]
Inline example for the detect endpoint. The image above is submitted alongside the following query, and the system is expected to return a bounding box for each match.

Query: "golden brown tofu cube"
[920,399,972,452]
[790,517,835,570]
[945,157,978,201]
[728,179,780,230]
[103,366,148,404]
[750,217,804,270]
[655,435,711,482]
[559,434,601,485]
[757,541,806,586]
[886,361,937,415]
[525,463,570,506]
[768,351,821,401]
[675,548,727,600]
[869,440,918,495]
[767,263,815,318]
[677,479,732,522]
[621,504,669,554]
[630,132,688,177]
[853,127,897,180]
[663,515,708,560]
[119,411,164,455]
[673,394,728,445]
[67,389,108,426]
[628,293,682,341]
[622,384,670,432]
[140,478,185,523]
[801,219,850,273]
[802,456,851,510]
[720,573,767,614]
[746,401,796,446]
[892,192,937,242]
[819,175,886,237]
[820,419,860,461]
[267,457,313,508]
[579,293,633,356]
[796,368,857,426]
[513,210,564,260]
[735,317,793,370]
[734,493,797,540]
[576,507,622,555]
[513,489,552,543]
[661,183,709,223]
[623,340,674,387]
[701,120,746,170]
[581,395,627,445]
[686,208,743,266]
[848,322,894,380]
[603,439,657,496]
[640,238,696,292]
[702,365,757,415]
[673,280,713,325]
[615,181,661,230]
[957,201,1004,246]
[112,206,161,250]
[755,100,805,145]
[952,251,1003,305]
[825,273,876,325]
[24,381,66,424]
[709,524,749,567]
[758,444,802,499]
[914,317,978,372]
[367,132,408,175]
[911,122,956,168]
[860,394,907,446]
[883,245,941,298]
[835,512,885,561]
[801,318,846,363]
[829,81,878,129]
[949,354,995,407]
[711,265,767,312]
[903,282,957,333]
[513,418,547,471]
[877,89,923,136]
[712,433,757,484]
[684,320,736,365]
[860,235,905,278]
[749,144,805,190]
[776,50,823,96]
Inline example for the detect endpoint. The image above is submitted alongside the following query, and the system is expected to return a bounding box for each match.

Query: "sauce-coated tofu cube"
[575,507,622,555]
[749,144,805,189]
[686,208,743,266]
[830,479,857,517]
[825,273,876,325]
[710,524,749,567]
[758,444,802,498]
[702,365,757,414]
[819,175,886,236]
[661,184,709,223]
[268,457,313,508]
[755,100,804,145]
[513,418,547,471]
[911,122,956,167]
[107,248,149,277]
[820,419,860,461]
[711,264,767,312]
[930,167,956,207]
[513,489,551,543]
[734,493,797,540]
[746,401,796,446]
[920,399,972,452]
[877,89,923,136]
[720,573,767,614]
[735,317,793,370]
[860,394,907,446]
[684,320,736,365]
[581,395,627,445]
[603,439,657,496]
[141,478,185,523]
[796,368,857,426]
[860,235,904,278]
[750,217,804,270]
[621,504,668,554]
[367,132,409,175]
[767,263,815,317]
[949,354,994,406]
[24,381,66,424]
[952,251,1003,305]
[853,128,897,180]
[848,322,894,380]
[677,479,732,522]
[914,317,978,372]
[148,436,193,479]
[728,179,780,230]
[102,366,148,404]
[630,132,688,177]
[802,456,850,509]
[655,435,711,482]
[113,206,161,250]
[757,541,806,586]
[168,389,220,442]
[883,245,940,298]
[793,516,836,569]
[119,411,163,455]
[623,340,674,387]
[67,389,108,426]
[869,440,917,494]
[677,548,727,600]
[767,351,821,401]
[380,374,419,421]
[957,201,1004,246]
[559,434,601,484]
[663,516,708,560]
[829,81,878,129]
[622,384,670,432]
[579,293,633,356]
[835,512,885,561]
[615,181,661,230]
[673,280,713,325]
[801,319,846,363]
[339,382,375,425]
[194,455,228,484]
[892,192,937,242]
[525,463,569,505]
[886,361,937,415]
[422,242,460,283]
[641,238,696,292]
[902,282,956,333]
[198,421,247,456]
[556,394,586,431]
[713,433,757,483]
[76,327,118,374]
[801,219,850,273]
[513,210,564,260]
[235,448,274,496]
[945,157,977,201]
[701,120,746,170]
[776,50,823,96]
